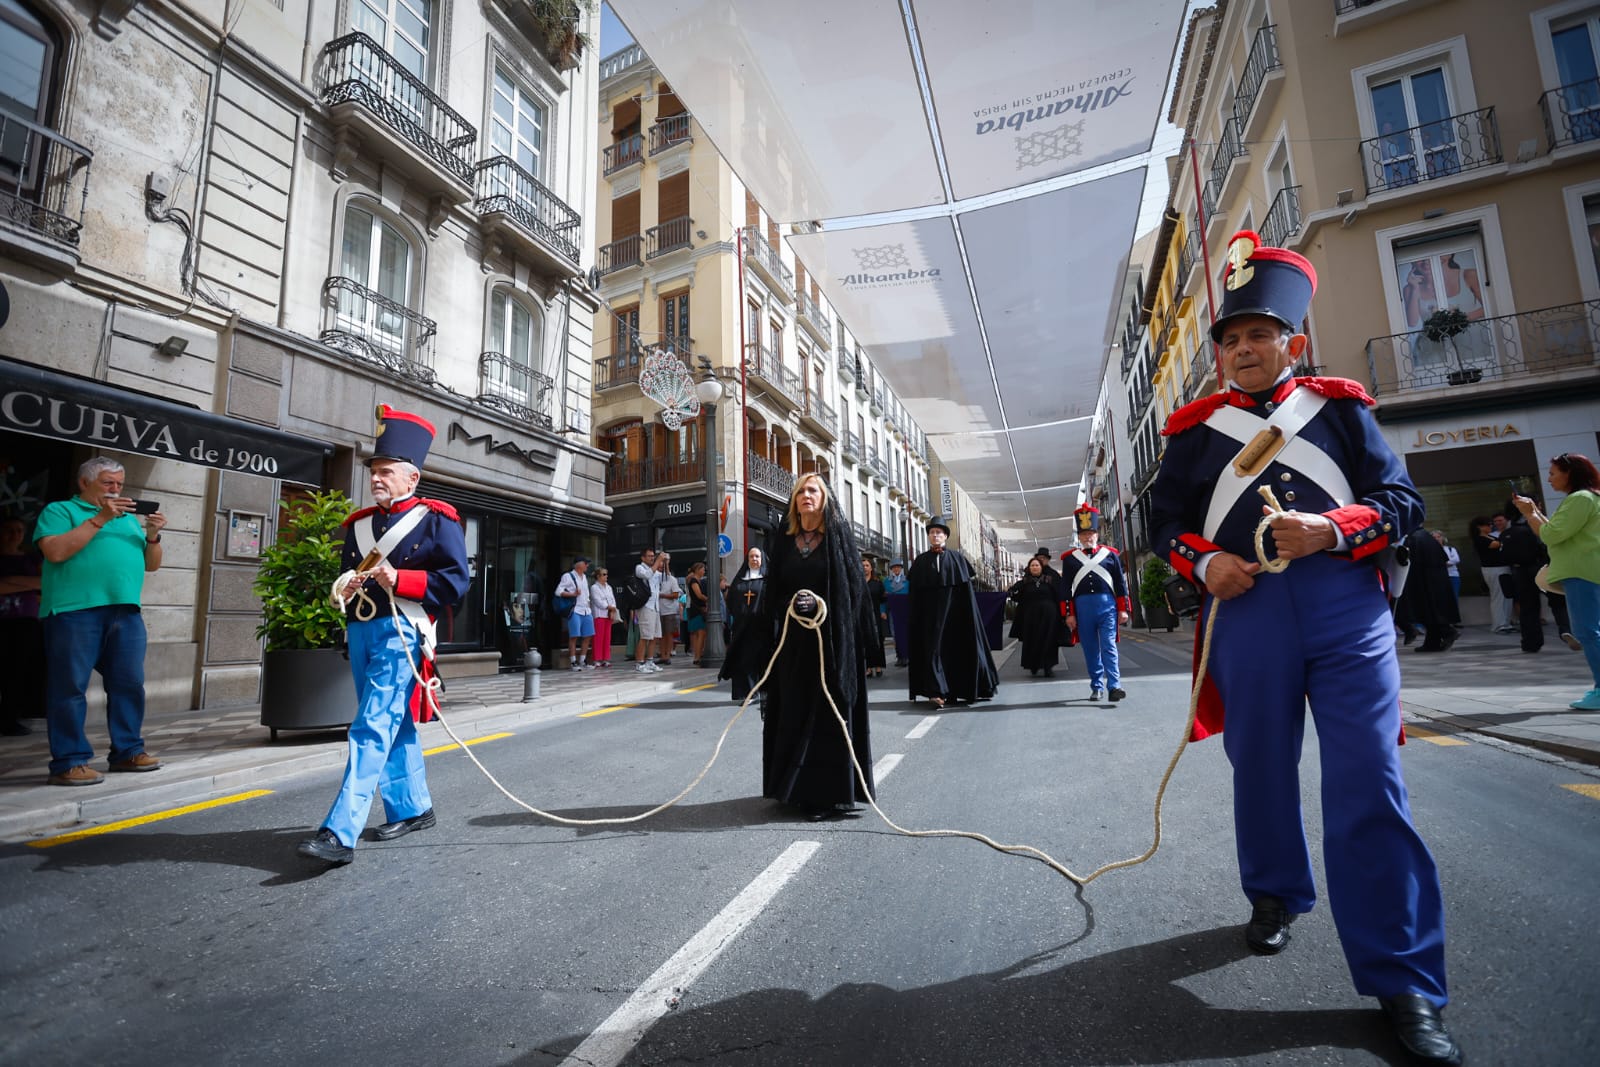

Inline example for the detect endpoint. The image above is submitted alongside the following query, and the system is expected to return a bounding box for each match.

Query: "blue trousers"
[321,617,433,848]
[1073,592,1120,690]
[42,605,148,775]
[1207,552,1447,1006]
[1563,577,1600,689]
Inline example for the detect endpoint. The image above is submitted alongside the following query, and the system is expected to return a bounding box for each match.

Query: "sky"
[598,1,1195,239]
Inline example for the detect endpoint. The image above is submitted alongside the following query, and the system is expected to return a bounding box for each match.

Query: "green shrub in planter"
[1139,556,1174,613]
[253,490,353,651]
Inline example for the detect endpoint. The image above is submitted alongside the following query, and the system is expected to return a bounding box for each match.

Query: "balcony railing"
[1209,117,1246,193]
[747,451,795,498]
[0,105,92,259]
[797,289,831,338]
[743,341,805,405]
[599,44,645,80]
[595,340,691,391]
[316,32,476,184]
[1359,106,1501,195]
[597,233,642,275]
[842,431,863,462]
[473,156,580,265]
[606,454,702,495]
[1233,24,1281,130]
[646,214,693,258]
[1202,175,1220,221]
[803,393,837,434]
[742,226,794,298]
[319,276,437,384]
[1540,77,1600,152]
[476,351,554,429]
[870,382,885,413]
[1259,184,1302,250]
[603,133,643,175]
[836,348,855,381]
[1364,298,1599,398]
[649,113,692,154]
[1175,229,1199,296]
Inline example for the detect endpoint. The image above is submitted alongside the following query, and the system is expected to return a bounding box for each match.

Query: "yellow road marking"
[677,683,717,694]
[1562,784,1600,800]
[1405,725,1469,746]
[27,789,274,849]
[424,731,513,756]
[580,704,637,718]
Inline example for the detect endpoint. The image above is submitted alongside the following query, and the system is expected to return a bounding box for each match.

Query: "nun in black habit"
[718,545,770,702]
[724,473,876,821]
[908,516,1000,707]
[1008,556,1061,676]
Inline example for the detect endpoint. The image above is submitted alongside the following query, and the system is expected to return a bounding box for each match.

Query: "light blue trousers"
[1074,592,1120,690]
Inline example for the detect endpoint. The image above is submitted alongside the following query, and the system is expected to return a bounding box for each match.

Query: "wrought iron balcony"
[797,289,831,340]
[1175,229,1199,298]
[1293,362,1326,377]
[1201,176,1221,224]
[747,451,795,499]
[1259,184,1302,250]
[1208,117,1247,196]
[1232,24,1282,135]
[646,214,693,258]
[870,382,885,414]
[649,113,692,154]
[851,521,869,546]
[597,233,642,275]
[319,276,437,384]
[835,347,855,382]
[603,133,643,175]
[842,431,863,462]
[1364,298,1599,398]
[1540,77,1600,152]
[606,454,703,495]
[742,226,794,300]
[1360,106,1501,195]
[0,105,91,271]
[743,341,804,407]
[316,32,476,188]
[595,339,691,391]
[474,155,581,271]
[476,351,554,429]
[801,392,837,438]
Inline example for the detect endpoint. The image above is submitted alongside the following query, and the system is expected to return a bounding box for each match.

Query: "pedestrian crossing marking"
[676,683,717,694]
[580,704,638,718]
[27,789,274,849]
[1404,725,1469,746]
[1561,784,1600,800]
[424,732,513,756]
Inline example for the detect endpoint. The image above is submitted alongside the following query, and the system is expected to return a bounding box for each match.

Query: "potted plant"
[1422,307,1482,386]
[254,490,357,739]
[1139,556,1178,632]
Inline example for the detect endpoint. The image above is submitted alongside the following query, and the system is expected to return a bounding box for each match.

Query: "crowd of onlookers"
[551,546,717,672]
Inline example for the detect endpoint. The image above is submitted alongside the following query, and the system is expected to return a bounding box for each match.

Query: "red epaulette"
[342,505,380,528]
[418,498,461,522]
[1161,394,1229,437]
[1297,376,1376,407]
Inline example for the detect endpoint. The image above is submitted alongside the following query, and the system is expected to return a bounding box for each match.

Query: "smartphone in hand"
[131,500,160,515]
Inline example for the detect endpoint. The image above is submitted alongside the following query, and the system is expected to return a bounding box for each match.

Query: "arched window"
[336,200,417,354]
[484,285,545,409]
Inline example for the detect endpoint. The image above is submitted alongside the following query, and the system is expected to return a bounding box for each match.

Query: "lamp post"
[696,363,727,670]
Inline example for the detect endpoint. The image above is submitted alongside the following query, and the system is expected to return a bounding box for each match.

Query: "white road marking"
[906,715,939,740]
[873,753,904,783]
[560,841,821,1067]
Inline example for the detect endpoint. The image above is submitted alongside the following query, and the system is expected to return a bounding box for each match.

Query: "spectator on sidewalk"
[590,567,619,668]
[1502,498,1575,653]
[555,557,595,670]
[655,551,682,666]
[685,560,709,666]
[0,515,44,736]
[634,547,662,673]
[1514,453,1600,710]
[1401,527,1460,653]
[883,558,910,667]
[34,458,167,785]
[1435,531,1460,601]
[1470,516,1512,633]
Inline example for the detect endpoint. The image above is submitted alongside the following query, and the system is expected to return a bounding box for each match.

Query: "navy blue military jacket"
[340,495,471,620]
[1057,545,1130,608]
[1149,376,1423,583]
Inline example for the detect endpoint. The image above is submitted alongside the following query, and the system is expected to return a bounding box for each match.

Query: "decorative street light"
[695,360,727,670]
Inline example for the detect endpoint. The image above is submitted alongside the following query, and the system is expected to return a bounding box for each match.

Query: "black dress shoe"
[296,828,353,865]
[373,808,436,842]
[1108,688,1127,701]
[1245,895,1292,954]
[1380,994,1463,1065]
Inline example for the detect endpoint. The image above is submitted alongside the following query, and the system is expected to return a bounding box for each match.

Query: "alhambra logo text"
[841,244,943,290]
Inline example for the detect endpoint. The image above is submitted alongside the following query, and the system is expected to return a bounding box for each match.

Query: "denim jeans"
[1563,577,1600,689]
[43,605,148,775]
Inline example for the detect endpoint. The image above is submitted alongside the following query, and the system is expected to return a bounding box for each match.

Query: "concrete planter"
[260,648,355,740]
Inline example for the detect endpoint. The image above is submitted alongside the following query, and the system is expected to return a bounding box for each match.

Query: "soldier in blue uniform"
[1058,506,1130,701]
[298,405,471,867]
[1148,231,1460,1065]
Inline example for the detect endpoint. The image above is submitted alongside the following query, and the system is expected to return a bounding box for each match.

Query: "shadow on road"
[6,826,335,887]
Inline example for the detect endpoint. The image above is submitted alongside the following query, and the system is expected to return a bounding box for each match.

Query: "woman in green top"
[1514,453,1600,710]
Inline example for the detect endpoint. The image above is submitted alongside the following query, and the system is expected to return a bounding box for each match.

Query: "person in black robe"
[718,546,768,703]
[1398,526,1461,652]
[1008,557,1061,676]
[862,558,888,676]
[908,516,999,708]
[725,473,875,821]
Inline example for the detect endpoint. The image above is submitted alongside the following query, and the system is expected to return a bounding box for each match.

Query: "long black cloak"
[1008,574,1061,672]
[1398,528,1460,637]
[724,502,875,810]
[718,562,768,702]
[907,548,999,703]
[863,576,887,669]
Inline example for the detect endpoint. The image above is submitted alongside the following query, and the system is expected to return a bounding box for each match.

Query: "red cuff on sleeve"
[1117,596,1132,615]
[1168,532,1221,582]
[394,569,427,600]
[1326,505,1390,560]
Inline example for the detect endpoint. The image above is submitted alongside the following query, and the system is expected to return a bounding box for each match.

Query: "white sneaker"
[647,661,663,672]
[637,663,651,673]
[584,662,597,670]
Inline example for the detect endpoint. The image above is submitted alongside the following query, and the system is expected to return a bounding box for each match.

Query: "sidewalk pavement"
[3,626,1597,842]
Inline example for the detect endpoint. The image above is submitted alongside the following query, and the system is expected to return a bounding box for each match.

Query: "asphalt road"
[3,643,1598,1066]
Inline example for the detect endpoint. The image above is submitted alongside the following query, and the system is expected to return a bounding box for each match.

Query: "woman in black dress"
[727,473,875,821]
[1008,556,1061,676]
[861,558,888,677]
[719,546,767,702]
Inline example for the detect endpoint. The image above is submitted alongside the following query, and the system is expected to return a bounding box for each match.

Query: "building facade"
[0,0,608,708]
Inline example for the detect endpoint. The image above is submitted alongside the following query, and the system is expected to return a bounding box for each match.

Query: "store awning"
[0,356,333,485]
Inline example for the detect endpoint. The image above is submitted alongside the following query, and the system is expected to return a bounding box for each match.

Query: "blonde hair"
[784,473,829,535]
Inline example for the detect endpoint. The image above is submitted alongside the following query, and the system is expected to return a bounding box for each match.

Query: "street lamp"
[696,362,727,670]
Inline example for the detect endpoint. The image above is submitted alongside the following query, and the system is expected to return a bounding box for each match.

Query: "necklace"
[796,527,823,557]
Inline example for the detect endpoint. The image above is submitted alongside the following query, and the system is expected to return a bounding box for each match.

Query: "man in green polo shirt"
[35,457,168,786]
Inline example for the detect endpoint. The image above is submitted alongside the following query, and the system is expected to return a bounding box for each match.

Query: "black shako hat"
[1209,229,1318,344]
[370,404,437,468]
[927,515,952,536]
[1074,505,1100,532]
